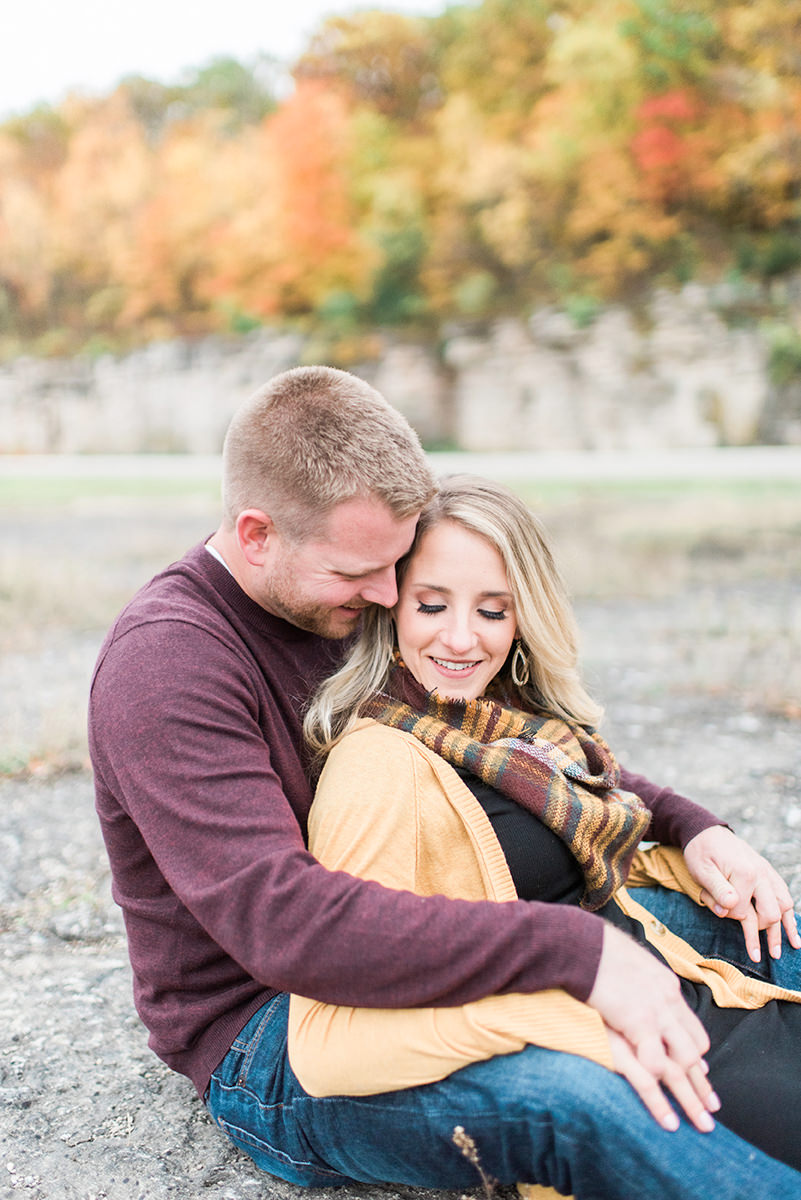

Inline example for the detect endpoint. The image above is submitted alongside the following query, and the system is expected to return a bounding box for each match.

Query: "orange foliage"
[632,89,707,206]
[199,80,370,320]
[3,0,801,347]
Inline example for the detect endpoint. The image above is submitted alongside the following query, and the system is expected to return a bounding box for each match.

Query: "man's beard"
[262,567,366,640]
[272,597,364,640]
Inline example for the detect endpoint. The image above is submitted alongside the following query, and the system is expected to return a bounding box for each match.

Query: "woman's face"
[394,519,518,701]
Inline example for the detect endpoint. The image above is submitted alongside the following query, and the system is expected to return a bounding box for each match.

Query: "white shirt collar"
[205,541,233,575]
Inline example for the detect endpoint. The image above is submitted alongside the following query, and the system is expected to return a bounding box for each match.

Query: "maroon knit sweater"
[88,542,720,1097]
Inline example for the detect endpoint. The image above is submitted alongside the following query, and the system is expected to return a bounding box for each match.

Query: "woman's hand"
[683,826,801,962]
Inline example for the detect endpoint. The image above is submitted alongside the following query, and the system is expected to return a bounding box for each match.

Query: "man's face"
[259,496,419,639]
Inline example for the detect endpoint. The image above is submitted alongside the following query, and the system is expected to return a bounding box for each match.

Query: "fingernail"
[662,1113,680,1132]
[699,1113,716,1132]
[708,1091,721,1112]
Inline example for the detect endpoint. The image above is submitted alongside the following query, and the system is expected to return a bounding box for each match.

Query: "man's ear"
[235,509,276,566]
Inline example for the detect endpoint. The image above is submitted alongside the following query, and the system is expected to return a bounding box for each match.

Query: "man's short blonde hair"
[221,365,438,539]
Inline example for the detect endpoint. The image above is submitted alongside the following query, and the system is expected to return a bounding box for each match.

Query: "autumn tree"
[0,108,69,333]
[196,79,370,323]
[3,0,801,353]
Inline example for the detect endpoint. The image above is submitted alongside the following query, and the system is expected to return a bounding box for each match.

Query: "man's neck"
[204,541,232,574]
[207,527,257,601]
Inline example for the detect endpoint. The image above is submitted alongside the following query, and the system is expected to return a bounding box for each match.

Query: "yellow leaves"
[565,143,679,295]
[724,1,801,78]
[2,0,801,342]
[436,0,551,128]
[545,8,639,100]
[197,81,369,320]
[297,10,437,123]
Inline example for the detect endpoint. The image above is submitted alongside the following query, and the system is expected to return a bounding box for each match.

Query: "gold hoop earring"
[511,639,530,688]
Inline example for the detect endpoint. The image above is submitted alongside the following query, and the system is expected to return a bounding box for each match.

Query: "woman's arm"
[289,988,611,1097]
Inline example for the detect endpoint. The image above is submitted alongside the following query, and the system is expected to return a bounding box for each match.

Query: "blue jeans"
[206,891,801,1199]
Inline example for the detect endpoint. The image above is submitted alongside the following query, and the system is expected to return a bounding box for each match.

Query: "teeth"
[432,658,478,672]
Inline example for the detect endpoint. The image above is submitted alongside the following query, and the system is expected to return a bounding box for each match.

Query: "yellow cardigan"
[288,719,801,1100]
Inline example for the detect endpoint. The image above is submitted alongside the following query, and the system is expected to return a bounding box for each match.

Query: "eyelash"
[416,603,507,621]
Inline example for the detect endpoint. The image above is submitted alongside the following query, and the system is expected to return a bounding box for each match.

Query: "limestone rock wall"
[447,289,776,451]
[1,285,799,453]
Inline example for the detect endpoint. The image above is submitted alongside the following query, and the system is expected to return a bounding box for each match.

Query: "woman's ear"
[236,509,276,566]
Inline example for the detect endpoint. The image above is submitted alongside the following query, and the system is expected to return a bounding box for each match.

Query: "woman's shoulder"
[319,718,488,823]
[329,718,429,759]
[325,718,465,781]
[309,721,426,859]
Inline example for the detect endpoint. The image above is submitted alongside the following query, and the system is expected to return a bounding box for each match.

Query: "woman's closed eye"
[416,601,508,621]
[478,608,508,621]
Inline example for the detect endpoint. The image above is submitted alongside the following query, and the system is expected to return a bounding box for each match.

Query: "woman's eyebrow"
[412,582,513,601]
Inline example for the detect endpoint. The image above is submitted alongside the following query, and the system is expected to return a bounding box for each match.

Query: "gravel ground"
[2,483,800,1200]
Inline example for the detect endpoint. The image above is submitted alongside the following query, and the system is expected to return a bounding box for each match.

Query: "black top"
[456,766,585,905]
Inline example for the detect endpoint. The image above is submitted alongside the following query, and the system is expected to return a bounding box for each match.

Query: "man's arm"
[90,618,605,1010]
[619,767,723,846]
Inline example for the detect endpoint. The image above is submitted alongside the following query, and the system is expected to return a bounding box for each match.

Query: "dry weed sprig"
[452,1125,498,1200]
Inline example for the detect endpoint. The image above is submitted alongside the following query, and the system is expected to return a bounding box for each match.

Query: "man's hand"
[588,922,718,1131]
[683,826,801,962]
[606,1028,720,1134]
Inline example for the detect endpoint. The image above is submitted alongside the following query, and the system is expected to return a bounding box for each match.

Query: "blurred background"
[1,0,799,769]
[2,0,801,452]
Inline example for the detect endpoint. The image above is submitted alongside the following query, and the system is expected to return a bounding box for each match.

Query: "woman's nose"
[440,617,477,654]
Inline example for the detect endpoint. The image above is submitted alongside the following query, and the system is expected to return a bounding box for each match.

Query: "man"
[89,365,801,1198]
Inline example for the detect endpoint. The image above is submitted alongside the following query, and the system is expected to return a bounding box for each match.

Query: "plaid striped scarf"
[361,666,651,910]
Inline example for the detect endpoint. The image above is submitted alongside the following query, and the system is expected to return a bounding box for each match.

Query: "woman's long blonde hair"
[303,474,603,757]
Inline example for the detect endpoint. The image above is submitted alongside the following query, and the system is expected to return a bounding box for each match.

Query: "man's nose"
[360,567,398,608]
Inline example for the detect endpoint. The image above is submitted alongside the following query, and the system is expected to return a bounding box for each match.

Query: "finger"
[750,878,783,929]
[689,1061,719,1109]
[608,1033,681,1132]
[694,867,738,913]
[615,1033,717,1135]
[697,886,731,919]
[628,1065,681,1132]
[782,907,801,950]
[739,906,762,963]
[661,1058,718,1134]
[655,995,710,1066]
[635,1013,709,1087]
[766,918,783,960]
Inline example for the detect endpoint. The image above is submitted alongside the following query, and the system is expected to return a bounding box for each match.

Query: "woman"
[290,475,801,1173]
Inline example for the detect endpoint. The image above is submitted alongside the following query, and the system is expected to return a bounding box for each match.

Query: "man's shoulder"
[106,542,220,634]
[92,542,243,682]
[93,540,341,685]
